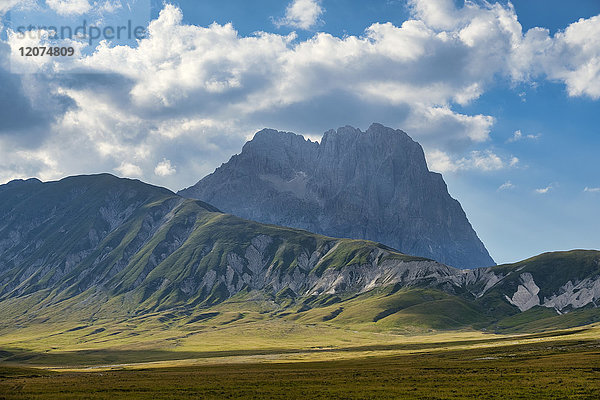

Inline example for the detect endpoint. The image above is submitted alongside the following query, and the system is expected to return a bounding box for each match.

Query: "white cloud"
[0,1,20,14]
[425,150,458,173]
[76,4,509,154]
[507,130,541,143]
[550,15,600,99]
[115,162,142,177]
[509,130,524,142]
[426,149,517,173]
[467,150,507,171]
[98,1,122,14]
[276,0,323,30]
[2,2,600,189]
[405,106,495,146]
[535,185,553,194]
[584,187,600,193]
[46,0,91,16]
[498,181,515,191]
[514,15,600,99]
[0,142,63,182]
[154,159,176,177]
[0,0,35,15]
[408,0,459,30]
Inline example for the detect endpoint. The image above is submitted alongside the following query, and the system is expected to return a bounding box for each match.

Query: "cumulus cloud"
[276,0,323,30]
[46,0,91,16]
[1,1,600,188]
[0,0,27,15]
[410,0,600,99]
[115,162,142,177]
[513,16,600,99]
[154,159,176,177]
[426,149,518,173]
[74,4,511,152]
[0,139,63,182]
[462,151,505,172]
[97,1,122,13]
[405,106,495,150]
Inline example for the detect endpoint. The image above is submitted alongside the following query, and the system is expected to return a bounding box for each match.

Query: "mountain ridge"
[0,174,599,334]
[180,123,495,269]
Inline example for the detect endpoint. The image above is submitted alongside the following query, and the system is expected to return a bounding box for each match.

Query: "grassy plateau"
[1,305,600,399]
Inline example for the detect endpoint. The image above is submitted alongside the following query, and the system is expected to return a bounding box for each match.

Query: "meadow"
[1,318,599,399]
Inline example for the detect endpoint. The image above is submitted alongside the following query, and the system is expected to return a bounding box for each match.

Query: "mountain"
[179,123,494,269]
[0,174,599,334]
[0,174,446,323]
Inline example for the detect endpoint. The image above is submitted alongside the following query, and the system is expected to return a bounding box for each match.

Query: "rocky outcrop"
[505,273,541,312]
[180,123,495,269]
[503,273,600,313]
[544,278,600,311]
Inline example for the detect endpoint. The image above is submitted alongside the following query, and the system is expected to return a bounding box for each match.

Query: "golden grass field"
[1,310,599,399]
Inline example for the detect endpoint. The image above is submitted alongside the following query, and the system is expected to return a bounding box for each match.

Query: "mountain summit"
[180,123,494,269]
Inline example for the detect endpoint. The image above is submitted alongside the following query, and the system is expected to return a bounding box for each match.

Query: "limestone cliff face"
[180,123,495,269]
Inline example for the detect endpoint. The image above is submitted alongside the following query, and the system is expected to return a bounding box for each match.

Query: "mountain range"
[180,123,494,269]
[1,174,598,333]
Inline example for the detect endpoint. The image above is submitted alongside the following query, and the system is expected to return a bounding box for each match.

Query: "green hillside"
[0,174,598,340]
[0,174,431,328]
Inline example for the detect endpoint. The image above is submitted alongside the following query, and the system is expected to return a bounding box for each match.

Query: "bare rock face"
[180,123,495,269]
[505,273,541,312]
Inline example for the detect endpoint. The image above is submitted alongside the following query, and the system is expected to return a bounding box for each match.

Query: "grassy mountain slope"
[0,174,598,338]
[0,174,444,328]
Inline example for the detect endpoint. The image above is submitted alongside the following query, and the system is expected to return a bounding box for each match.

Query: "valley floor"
[1,323,599,399]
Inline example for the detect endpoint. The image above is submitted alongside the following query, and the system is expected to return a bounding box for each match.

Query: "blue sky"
[0,0,598,264]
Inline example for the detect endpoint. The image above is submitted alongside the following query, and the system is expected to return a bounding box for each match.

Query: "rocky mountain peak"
[180,123,495,269]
